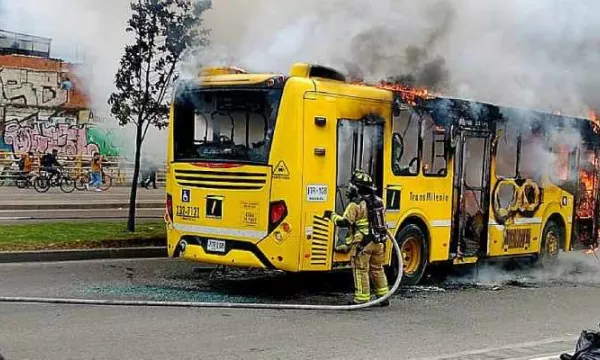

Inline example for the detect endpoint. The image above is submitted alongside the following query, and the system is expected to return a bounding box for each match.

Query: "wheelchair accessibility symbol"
[182,189,191,203]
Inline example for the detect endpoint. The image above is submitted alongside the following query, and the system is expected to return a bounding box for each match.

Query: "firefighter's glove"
[323,210,333,220]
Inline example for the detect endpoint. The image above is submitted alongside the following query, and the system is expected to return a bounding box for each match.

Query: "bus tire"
[536,220,561,267]
[395,224,429,285]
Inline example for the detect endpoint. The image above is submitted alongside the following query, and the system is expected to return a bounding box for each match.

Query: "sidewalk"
[0,186,164,210]
[0,187,165,223]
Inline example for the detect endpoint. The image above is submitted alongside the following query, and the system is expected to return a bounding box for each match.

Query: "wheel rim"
[545,230,559,257]
[401,236,422,275]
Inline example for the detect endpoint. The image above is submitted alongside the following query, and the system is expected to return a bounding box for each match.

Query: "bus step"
[453,256,478,265]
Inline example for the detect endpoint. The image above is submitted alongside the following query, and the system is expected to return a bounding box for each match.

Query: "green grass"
[0,221,166,251]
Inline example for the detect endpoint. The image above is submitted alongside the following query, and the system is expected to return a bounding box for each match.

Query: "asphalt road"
[0,187,164,224]
[2,254,600,360]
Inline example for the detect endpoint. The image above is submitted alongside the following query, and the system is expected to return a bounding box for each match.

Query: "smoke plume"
[199,0,600,116]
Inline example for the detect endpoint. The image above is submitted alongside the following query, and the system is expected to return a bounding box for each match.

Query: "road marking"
[0,216,32,220]
[417,337,575,360]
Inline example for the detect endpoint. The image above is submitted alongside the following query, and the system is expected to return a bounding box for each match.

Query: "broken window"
[495,123,518,178]
[392,109,419,176]
[421,114,447,176]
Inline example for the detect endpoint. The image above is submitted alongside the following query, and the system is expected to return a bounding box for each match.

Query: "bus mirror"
[392,133,404,163]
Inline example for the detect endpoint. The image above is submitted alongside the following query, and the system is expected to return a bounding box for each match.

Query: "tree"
[109,0,211,232]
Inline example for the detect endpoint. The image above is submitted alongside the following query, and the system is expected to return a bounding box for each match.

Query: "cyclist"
[19,152,35,179]
[40,149,63,182]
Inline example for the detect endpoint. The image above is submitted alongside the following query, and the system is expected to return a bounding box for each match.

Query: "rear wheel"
[34,176,50,193]
[75,174,88,191]
[15,176,29,189]
[536,220,561,267]
[387,224,429,285]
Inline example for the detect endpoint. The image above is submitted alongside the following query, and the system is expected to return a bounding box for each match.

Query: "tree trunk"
[127,123,144,232]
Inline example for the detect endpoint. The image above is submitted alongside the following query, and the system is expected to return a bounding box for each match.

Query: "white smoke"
[198,0,600,116]
[449,251,600,287]
[4,0,600,163]
[0,0,167,163]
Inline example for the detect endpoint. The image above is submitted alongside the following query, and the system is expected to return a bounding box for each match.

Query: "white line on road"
[0,217,32,220]
[417,337,575,360]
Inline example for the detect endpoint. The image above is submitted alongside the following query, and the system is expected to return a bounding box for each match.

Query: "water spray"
[0,231,403,311]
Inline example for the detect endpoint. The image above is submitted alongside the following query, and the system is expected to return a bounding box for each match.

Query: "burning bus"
[165,63,600,284]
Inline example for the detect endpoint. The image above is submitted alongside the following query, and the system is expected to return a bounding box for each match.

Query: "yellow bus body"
[165,62,597,280]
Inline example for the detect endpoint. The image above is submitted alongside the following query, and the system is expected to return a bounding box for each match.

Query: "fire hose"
[0,231,403,311]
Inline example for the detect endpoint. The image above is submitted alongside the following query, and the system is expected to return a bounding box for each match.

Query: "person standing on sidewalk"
[88,152,103,192]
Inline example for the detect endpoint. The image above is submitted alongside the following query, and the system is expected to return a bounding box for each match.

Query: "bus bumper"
[169,233,270,269]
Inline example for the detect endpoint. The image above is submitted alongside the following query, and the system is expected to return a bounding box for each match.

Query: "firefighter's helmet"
[350,170,376,192]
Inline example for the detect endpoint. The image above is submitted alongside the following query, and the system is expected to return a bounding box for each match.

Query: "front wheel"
[60,176,76,193]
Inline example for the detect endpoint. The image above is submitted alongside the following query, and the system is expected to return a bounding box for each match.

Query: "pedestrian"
[88,152,103,192]
[324,170,390,306]
[141,159,158,189]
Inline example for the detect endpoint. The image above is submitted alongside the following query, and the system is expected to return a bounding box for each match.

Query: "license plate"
[206,239,226,253]
[176,205,200,219]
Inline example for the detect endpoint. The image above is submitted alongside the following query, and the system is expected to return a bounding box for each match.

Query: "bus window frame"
[494,122,519,180]
[391,108,420,177]
[420,113,448,178]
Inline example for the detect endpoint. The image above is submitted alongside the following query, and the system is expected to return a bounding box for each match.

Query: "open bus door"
[332,116,385,266]
[573,144,600,249]
[452,129,492,260]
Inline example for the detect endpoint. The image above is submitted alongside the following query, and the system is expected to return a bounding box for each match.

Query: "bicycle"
[15,172,38,189]
[34,168,76,193]
[74,170,113,191]
[0,163,20,186]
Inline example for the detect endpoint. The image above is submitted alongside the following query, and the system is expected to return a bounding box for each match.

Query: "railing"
[0,152,166,186]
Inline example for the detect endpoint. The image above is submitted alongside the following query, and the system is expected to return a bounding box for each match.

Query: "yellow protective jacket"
[330,200,370,248]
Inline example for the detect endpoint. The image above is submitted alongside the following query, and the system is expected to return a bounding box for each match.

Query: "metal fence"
[0,29,51,58]
[0,152,166,186]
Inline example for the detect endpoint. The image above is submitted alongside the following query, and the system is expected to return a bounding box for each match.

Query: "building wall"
[0,54,120,156]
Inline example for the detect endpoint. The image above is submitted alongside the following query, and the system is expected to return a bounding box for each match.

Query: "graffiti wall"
[0,54,121,156]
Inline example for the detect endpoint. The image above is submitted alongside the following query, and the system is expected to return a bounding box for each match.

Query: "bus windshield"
[173,87,283,164]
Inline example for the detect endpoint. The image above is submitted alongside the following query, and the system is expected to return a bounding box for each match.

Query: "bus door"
[452,129,492,259]
[333,116,384,264]
[574,144,600,248]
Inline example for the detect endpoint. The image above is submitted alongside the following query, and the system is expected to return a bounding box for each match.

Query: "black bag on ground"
[561,326,600,360]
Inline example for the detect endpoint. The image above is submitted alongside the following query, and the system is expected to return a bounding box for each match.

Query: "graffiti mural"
[3,120,99,156]
[0,67,70,108]
[0,55,122,157]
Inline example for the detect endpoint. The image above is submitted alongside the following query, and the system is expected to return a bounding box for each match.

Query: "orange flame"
[585,246,598,255]
[588,109,599,123]
[577,149,598,219]
[352,80,435,105]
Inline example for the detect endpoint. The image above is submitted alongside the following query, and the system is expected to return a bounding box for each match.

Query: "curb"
[0,246,167,263]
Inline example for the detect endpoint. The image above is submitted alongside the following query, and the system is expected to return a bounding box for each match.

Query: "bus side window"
[392,110,419,176]
[421,114,447,176]
[495,124,518,178]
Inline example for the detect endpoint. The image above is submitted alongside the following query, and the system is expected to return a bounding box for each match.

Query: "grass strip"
[0,221,166,251]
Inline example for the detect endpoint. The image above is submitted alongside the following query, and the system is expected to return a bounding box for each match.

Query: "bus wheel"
[396,224,429,285]
[536,221,561,267]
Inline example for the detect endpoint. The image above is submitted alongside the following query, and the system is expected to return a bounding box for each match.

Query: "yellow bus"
[165,63,600,284]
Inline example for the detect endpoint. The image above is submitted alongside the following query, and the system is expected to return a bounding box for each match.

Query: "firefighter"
[324,170,390,306]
